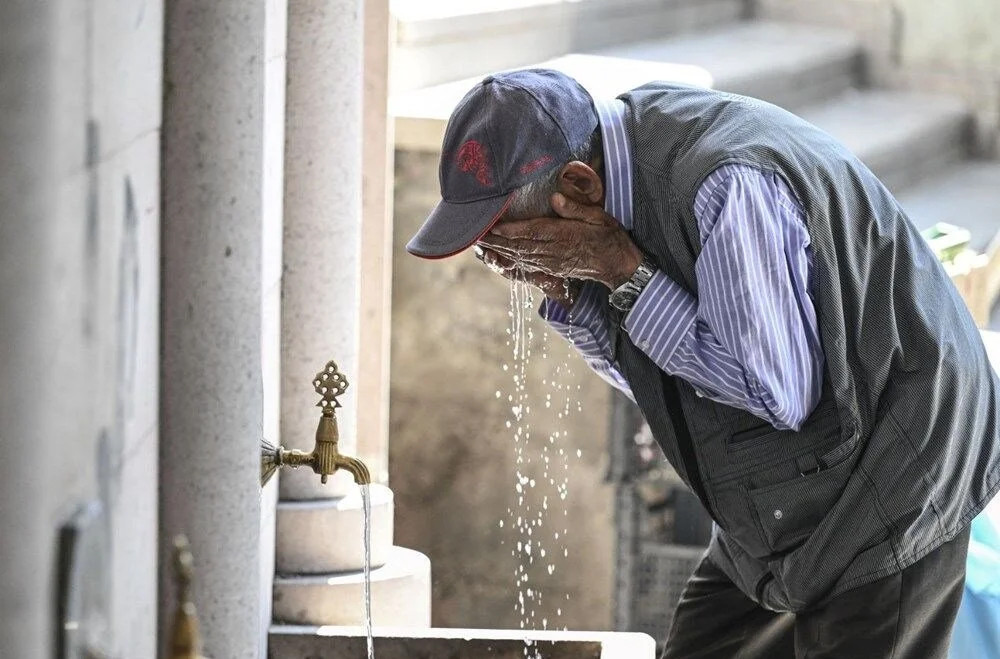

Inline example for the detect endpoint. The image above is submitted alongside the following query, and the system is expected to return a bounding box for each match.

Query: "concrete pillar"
[0,4,56,657]
[358,0,395,484]
[260,0,288,652]
[160,3,268,657]
[281,0,366,500]
[271,0,434,634]
[3,2,163,657]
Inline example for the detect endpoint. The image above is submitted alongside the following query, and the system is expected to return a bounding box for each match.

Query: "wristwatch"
[609,254,657,313]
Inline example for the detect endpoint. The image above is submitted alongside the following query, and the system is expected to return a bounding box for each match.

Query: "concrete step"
[799,89,971,193]
[594,21,861,110]
[896,161,1000,253]
[276,483,394,574]
[393,0,747,91]
[273,546,432,627]
[394,51,705,150]
[394,20,862,150]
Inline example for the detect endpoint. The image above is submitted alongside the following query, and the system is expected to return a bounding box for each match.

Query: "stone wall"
[0,1,162,657]
[755,0,1000,156]
[389,150,616,631]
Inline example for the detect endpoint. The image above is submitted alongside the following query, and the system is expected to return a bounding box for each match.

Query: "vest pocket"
[748,453,854,554]
[727,402,839,452]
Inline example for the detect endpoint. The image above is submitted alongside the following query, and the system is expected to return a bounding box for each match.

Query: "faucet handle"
[170,535,208,659]
[174,536,194,599]
[313,360,349,411]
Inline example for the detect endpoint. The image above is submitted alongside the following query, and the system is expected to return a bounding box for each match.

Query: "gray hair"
[508,129,602,219]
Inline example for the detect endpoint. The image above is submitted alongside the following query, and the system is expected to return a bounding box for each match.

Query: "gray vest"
[607,83,1000,611]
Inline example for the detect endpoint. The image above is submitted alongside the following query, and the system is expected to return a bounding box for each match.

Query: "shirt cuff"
[539,281,614,362]
[622,271,698,366]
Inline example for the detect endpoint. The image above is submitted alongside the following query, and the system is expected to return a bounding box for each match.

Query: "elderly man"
[406,69,1000,658]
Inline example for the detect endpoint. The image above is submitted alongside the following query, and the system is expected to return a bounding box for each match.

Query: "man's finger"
[477,233,520,253]
[479,244,551,275]
[479,246,516,270]
[476,245,523,279]
[476,246,564,291]
[479,231,556,255]
[552,193,613,226]
[488,218,555,241]
[480,238,558,265]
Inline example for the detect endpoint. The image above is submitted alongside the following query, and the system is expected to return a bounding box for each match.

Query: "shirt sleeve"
[623,164,824,431]
[539,281,635,401]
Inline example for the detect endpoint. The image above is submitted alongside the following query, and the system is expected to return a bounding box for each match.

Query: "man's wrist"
[606,234,644,289]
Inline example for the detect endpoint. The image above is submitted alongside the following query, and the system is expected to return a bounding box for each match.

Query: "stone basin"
[270,625,656,658]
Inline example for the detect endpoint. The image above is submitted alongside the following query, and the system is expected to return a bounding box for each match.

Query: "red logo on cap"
[520,154,553,175]
[456,140,492,187]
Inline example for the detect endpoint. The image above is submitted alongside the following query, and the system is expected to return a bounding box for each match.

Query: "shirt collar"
[594,98,634,230]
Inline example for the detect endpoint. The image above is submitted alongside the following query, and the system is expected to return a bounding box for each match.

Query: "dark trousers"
[661,527,971,659]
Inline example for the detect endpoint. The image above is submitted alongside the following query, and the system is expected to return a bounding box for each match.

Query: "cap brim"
[406,193,514,259]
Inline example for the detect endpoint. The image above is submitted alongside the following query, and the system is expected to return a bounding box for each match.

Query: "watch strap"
[609,255,656,313]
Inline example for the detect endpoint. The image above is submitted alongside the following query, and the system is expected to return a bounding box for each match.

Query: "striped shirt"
[541,99,825,431]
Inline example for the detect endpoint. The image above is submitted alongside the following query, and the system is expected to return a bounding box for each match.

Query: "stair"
[896,162,1000,252]
[798,90,970,193]
[393,0,747,91]
[593,21,861,109]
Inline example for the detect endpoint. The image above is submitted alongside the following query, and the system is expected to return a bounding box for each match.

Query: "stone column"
[160,3,267,657]
[281,0,365,500]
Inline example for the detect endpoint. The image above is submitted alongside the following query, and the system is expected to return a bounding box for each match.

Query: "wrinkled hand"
[474,244,581,308]
[477,193,642,290]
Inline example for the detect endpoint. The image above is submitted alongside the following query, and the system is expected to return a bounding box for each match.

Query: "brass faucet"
[170,535,209,659]
[260,360,371,487]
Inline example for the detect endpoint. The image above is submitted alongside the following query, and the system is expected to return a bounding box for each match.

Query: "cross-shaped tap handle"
[313,360,349,411]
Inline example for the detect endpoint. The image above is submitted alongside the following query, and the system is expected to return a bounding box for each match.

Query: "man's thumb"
[552,192,585,219]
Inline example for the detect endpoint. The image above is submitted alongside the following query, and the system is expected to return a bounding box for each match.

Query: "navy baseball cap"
[406,69,599,259]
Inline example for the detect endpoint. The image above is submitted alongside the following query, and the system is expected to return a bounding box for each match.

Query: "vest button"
[773,509,783,520]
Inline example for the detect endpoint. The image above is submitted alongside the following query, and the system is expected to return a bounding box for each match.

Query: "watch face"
[610,288,636,311]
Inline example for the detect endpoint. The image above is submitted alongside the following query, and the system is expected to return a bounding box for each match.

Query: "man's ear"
[556,161,604,207]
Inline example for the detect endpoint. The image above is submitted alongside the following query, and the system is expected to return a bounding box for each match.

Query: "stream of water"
[361,483,374,659]
[503,277,582,658]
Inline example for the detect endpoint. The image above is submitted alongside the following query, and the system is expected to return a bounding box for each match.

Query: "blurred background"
[2,0,998,657]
